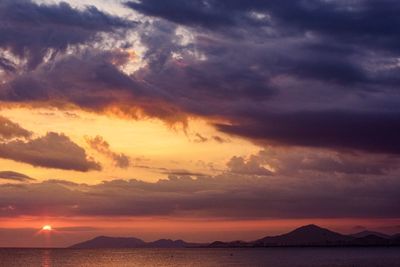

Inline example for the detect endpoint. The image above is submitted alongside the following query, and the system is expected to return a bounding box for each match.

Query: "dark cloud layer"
[0,49,187,124]
[0,132,101,171]
[216,111,400,154]
[0,0,400,156]
[127,0,400,52]
[1,147,399,219]
[0,171,399,219]
[123,0,400,154]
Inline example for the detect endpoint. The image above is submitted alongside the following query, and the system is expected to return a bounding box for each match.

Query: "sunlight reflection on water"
[41,250,52,267]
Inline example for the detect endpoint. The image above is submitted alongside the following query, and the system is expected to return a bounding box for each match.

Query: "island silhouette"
[70,224,400,249]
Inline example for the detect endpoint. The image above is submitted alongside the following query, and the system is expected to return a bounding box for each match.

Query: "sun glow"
[42,225,52,231]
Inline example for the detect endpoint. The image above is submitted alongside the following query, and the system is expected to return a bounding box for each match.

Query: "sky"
[0,0,400,247]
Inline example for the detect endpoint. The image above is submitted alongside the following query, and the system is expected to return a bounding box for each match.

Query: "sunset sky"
[1,0,400,247]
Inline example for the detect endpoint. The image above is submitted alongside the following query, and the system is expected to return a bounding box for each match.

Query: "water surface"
[0,247,399,267]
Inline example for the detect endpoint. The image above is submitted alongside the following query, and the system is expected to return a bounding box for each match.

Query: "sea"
[0,247,399,267]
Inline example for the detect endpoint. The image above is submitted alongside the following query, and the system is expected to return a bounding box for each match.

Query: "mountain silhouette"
[208,225,400,248]
[253,224,351,246]
[70,236,195,249]
[70,225,400,249]
[350,230,391,239]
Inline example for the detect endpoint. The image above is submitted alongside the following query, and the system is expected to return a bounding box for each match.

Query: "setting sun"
[42,225,52,231]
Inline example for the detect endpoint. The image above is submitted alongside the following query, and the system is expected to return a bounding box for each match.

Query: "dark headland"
[70,224,400,249]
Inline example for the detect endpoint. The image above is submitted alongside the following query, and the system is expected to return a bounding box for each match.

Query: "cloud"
[216,111,400,155]
[0,0,399,157]
[193,133,229,144]
[127,0,400,52]
[0,49,188,124]
[1,50,136,102]
[0,168,399,219]
[0,132,101,171]
[0,116,32,140]
[226,155,273,176]
[125,0,239,29]
[0,171,35,182]
[161,170,207,177]
[0,0,134,69]
[86,135,130,168]
[241,148,400,176]
[212,136,230,144]
[122,1,400,155]
[0,57,16,73]
[193,133,207,143]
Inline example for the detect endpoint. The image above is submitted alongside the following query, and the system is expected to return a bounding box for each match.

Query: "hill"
[70,236,194,249]
[350,230,391,239]
[71,225,400,249]
[253,224,351,246]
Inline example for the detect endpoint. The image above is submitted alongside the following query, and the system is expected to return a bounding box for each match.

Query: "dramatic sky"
[1,0,400,247]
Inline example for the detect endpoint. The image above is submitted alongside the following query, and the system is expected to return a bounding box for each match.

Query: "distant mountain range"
[70,224,400,249]
[209,225,400,248]
[70,236,200,249]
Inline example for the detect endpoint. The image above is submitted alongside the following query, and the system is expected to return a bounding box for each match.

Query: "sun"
[42,225,52,231]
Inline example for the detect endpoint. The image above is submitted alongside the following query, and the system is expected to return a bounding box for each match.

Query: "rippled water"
[0,248,399,267]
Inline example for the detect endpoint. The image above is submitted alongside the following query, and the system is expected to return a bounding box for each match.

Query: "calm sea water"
[0,248,399,267]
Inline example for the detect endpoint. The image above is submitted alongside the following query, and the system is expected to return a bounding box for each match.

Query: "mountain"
[70,236,194,249]
[209,224,398,248]
[253,224,352,247]
[70,225,400,249]
[351,230,391,239]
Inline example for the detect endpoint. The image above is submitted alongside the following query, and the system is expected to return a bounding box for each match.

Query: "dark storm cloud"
[216,111,400,155]
[0,0,399,156]
[0,132,101,171]
[0,171,35,182]
[0,0,134,69]
[0,48,188,124]
[127,0,400,51]
[127,0,400,87]
[2,50,138,103]
[125,0,239,29]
